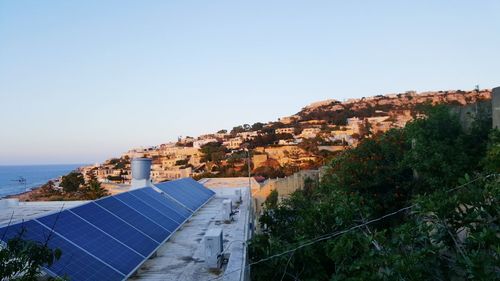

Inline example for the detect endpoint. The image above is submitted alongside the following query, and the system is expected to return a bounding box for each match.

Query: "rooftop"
[0,199,88,226]
[199,177,260,191]
[0,183,251,281]
[130,187,251,281]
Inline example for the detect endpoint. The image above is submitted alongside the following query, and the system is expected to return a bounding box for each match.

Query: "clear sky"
[0,0,499,165]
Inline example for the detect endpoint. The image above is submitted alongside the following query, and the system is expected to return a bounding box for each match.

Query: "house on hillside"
[223,137,243,149]
[275,127,295,135]
[300,128,321,139]
[193,138,218,148]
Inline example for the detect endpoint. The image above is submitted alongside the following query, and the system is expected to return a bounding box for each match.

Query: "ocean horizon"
[0,164,85,198]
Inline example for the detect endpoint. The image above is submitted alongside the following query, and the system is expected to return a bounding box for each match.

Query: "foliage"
[0,229,64,280]
[38,181,60,197]
[483,129,500,173]
[200,142,227,163]
[253,166,286,179]
[81,174,109,200]
[249,105,499,281]
[264,189,279,209]
[231,124,251,135]
[59,172,84,193]
[403,106,491,192]
[252,122,265,131]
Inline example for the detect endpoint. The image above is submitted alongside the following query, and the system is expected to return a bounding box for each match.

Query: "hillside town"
[79,88,492,185]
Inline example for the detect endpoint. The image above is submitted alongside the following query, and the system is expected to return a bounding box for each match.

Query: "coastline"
[3,182,48,201]
[0,164,85,201]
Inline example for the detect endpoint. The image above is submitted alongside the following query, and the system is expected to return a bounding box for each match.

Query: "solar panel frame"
[155,179,215,213]
[167,183,206,208]
[128,188,188,224]
[69,202,159,257]
[119,185,214,281]
[136,187,193,218]
[114,192,181,233]
[94,196,171,243]
[179,178,216,197]
[182,182,214,204]
[0,178,216,281]
[157,185,200,211]
[36,210,144,275]
[0,219,125,281]
[169,182,209,205]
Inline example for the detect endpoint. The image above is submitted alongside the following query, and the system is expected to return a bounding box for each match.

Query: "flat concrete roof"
[199,177,260,191]
[0,200,88,227]
[130,187,251,281]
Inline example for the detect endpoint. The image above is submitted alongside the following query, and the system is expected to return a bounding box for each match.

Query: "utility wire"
[205,173,498,281]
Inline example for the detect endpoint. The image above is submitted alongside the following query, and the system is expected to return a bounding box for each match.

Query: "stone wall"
[252,169,320,232]
[493,87,500,129]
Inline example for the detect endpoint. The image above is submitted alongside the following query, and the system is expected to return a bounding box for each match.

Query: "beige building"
[223,137,243,149]
[237,131,259,140]
[300,127,321,139]
[275,127,295,135]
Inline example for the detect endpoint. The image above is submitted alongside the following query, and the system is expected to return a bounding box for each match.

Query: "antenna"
[10,176,27,191]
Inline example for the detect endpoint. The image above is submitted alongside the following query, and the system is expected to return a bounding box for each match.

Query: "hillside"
[80,88,492,184]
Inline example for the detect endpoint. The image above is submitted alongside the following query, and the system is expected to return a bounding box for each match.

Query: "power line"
[205,205,413,281]
[205,173,498,281]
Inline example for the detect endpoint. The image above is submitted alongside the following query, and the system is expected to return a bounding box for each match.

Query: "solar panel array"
[155,178,215,212]
[0,178,215,281]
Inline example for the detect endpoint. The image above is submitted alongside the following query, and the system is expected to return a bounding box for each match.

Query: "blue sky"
[0,0,499,165]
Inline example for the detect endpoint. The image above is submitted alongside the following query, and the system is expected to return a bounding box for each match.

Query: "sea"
[0,164,84,198]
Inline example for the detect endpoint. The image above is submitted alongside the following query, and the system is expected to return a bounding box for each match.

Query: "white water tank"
[131,158,152,188]
[204,228,223,269]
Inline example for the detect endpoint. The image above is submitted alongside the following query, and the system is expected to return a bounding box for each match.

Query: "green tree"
[81,174,109,200]
[404,106,490,192]
[0,230,64,280]
[200,142,226,163]
[249,105,498,281]
[39,181,59,196]
[483,129,500,173]
[251,122,265,131]
[60,172,84,193]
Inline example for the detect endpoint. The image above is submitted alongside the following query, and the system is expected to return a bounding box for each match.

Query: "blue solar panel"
[0,177,212,281]
[156,178,215,211]
[157,183,200,211]
[0,220,124,281]
[95,196,169,243]
[129,188,189,224]
[115,192,180,233]
[182,178,216,197]
[37,210,144,275]
[182,182,213,203]
[137,187,192,218]
[71,202,159,257]
[170,183,208,206]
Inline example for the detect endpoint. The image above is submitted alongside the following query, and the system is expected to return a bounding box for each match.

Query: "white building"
[193,138,219,149]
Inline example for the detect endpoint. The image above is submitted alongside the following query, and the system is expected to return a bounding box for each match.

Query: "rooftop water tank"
[131,158,152,180]
[131,158,152,188]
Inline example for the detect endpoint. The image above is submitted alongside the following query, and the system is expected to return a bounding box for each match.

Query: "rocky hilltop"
[281,89,491,125]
